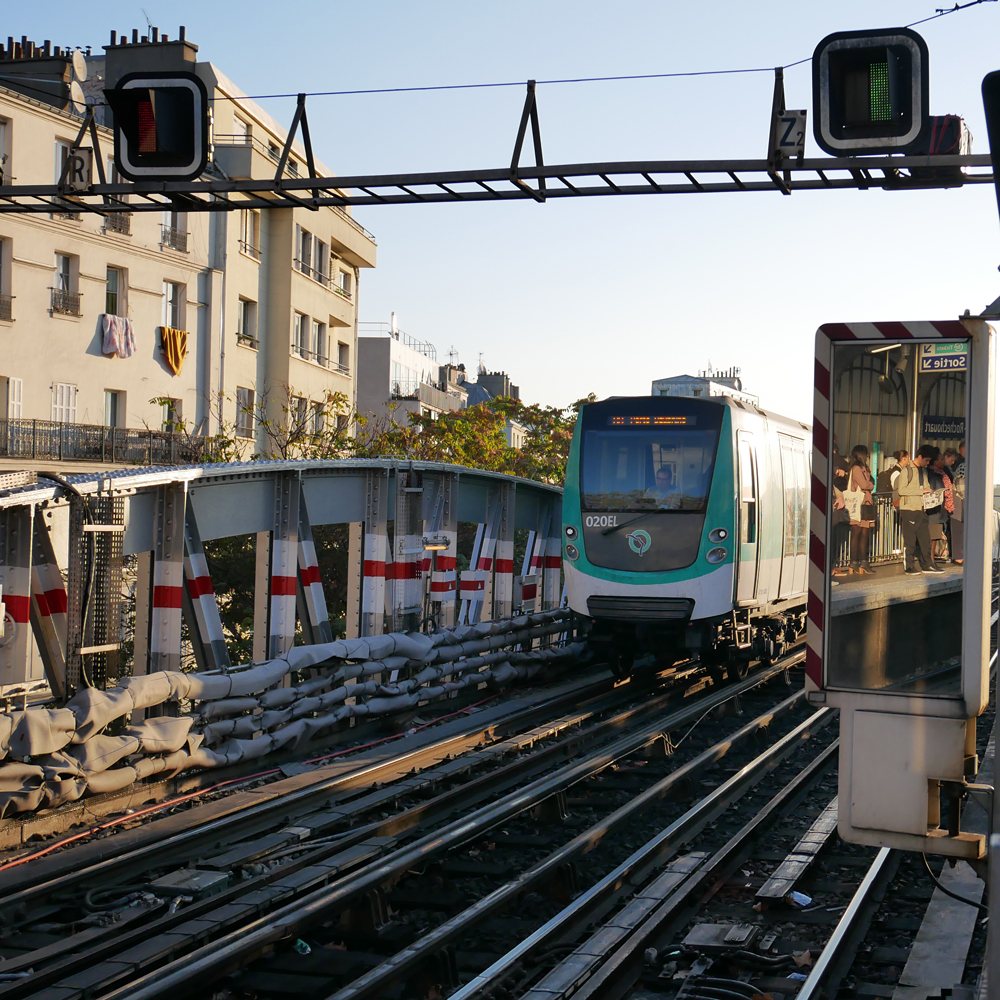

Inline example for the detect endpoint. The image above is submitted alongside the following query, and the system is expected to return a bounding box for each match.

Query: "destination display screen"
[608,415,696,427]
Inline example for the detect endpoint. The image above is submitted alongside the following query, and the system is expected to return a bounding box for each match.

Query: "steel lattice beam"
[0,153,991,214]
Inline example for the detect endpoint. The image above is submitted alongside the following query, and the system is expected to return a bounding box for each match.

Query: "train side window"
[738,437,757,544]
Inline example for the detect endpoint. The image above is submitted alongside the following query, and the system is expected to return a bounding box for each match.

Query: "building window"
[54,140,72,183]
[163,281,185,329]
[0,238,11,322]
[51,254,80,315]
[311,402,324,435]
[105,266,125,316]
[239,209,260,259]
[267,141,280,162]
[51,382,77,423]
[161,210,188,252]
[0,118,9,185]
[6,377,22,419]
[236,387,254,438]
[295,226,312,277]
[237,298,257,347]
[315,240,327,284]
[312,320,326,365]
[294,395,308,429]
[293,312,309,358]
[104,389,125,427]
[337,413,349,433]
[162,398,183,432]
[337,341,350,374]
[233,117,251,142]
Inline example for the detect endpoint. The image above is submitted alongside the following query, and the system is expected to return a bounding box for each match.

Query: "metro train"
[562,394,812,678]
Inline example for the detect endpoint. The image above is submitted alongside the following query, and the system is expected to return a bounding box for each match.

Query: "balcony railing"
[292,344,329,367]
[238,238,260,260]
[104,211,131,235]
[0,419,210,465]
[160,224,188,253]
[331,282,352,301]
[237,332,259,349]
[0,294,12,321]
[50,288,81,316]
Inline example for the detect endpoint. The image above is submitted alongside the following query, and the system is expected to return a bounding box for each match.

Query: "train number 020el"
[585,515,619,528]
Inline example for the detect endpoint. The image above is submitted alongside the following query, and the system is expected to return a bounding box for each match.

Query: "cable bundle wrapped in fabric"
[0,609,579,816]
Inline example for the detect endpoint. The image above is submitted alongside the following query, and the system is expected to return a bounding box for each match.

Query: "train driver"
[649,465,681,508]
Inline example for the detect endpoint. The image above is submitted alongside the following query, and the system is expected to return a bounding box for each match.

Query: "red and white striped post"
[182,504,231,671]
[148,483,187,676]
[30,514,67,697]
[492,483,515,621]
[296,496,333,645]
[0,506,34,686]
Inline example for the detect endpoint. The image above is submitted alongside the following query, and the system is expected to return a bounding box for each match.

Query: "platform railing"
[833,495,904,568]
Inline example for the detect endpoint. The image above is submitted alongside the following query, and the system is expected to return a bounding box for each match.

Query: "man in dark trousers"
[896,445,943,575]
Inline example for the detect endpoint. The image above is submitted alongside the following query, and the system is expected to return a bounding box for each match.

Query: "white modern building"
[651,366,758,406]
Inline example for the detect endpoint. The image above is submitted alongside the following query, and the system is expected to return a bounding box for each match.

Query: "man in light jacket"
[896,445,943,575]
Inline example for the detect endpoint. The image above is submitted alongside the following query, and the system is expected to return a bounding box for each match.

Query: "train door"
[736,431,759,605]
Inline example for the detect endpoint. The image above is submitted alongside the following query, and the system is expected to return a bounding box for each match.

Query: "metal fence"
[104,211,131,235]
[160,224,188,253]
[832,495,904,568]
[0,419,210,465]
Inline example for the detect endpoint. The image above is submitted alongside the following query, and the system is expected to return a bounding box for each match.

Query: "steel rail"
[0,662,652,904]
[0,154,990,214]
[557,737,841,1000]
[793,847,898,1000]
[80,658,805,1000]
[331,694,832,1000]
[0,658,739,993]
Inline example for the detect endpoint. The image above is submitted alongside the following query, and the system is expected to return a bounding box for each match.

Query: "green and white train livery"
[563,394,811,678]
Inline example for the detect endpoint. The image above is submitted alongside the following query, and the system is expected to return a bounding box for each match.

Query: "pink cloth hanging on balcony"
[101,314,136,359]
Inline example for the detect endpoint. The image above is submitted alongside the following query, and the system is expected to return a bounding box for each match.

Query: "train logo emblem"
[626,529,651,557]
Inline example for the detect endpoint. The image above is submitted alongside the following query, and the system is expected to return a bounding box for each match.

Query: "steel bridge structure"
[0,460,563,703]
[1,154,992,215]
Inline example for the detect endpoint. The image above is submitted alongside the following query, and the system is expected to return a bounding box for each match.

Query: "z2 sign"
[772,109,807,159]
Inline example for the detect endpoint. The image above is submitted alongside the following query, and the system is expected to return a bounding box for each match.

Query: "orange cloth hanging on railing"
[160,326,188,376]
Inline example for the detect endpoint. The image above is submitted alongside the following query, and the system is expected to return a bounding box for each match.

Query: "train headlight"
[565,543,579,561]
[708,528,728,543]
[706,546,728,564]
[565,525,578,539]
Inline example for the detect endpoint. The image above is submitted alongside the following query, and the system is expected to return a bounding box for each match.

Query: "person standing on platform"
[897,445,943,575]
[928,453,953,562]
[847,445,876,574]
[944,447,965,564]
[876,449,909,496]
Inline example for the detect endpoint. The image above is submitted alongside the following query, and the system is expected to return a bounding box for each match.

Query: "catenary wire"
[1,1,992,113]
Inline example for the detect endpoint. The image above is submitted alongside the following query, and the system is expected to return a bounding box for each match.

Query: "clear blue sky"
[15,1,1000,432]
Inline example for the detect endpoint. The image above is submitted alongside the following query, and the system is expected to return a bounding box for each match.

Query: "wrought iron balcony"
[160,224,188,253]
[0,419,210,465]
[0,294,12,321]
[237,332,259,349]
[104,211,131,235]
[50,288,81,316]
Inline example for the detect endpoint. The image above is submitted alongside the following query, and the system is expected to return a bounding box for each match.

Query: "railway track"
[0,648,811,999]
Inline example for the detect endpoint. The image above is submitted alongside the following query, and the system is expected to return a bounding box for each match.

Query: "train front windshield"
[581,416,719,512]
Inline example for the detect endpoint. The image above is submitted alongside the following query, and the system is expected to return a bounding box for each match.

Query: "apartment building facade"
[0,29,376,468]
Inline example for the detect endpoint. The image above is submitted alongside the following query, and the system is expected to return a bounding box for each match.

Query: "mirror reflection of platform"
[829,563,964,696]
[831,562,964,615]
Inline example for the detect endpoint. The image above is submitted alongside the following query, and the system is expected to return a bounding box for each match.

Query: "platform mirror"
[826,337,969,697]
